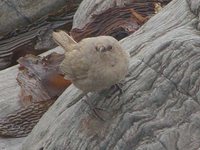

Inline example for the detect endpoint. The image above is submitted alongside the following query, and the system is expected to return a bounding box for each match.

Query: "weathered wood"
[20,0,200,149]
[0,0,82,35]
[0,1,79,70]
[72,0,169,30]
[70,2,155,41]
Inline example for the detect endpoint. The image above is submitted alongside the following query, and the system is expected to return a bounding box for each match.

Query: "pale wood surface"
[1,0,200,149]
[73,0,133,29]
[21,0,200,149]
[0,0,82,34]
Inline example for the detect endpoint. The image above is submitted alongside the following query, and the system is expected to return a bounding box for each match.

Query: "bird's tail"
[52,30,77,52]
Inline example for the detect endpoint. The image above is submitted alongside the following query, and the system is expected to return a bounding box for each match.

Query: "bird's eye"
[107,45,112,50]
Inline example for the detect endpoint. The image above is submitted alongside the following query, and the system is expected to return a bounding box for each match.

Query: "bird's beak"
[98,46,106,52]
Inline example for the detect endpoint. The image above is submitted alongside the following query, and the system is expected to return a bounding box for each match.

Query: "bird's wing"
[60,50,89,80]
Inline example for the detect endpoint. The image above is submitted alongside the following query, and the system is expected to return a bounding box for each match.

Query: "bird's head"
[78,36,122,57]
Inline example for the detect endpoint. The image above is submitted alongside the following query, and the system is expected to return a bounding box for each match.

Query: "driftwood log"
[0,0,81,70]
[0,0,164,139]
[0,0,82,35]
[1,0,200,149]
[70,2,154,42]
[0,0,169,141]
[0,0,167,70]
[19,0,200,149]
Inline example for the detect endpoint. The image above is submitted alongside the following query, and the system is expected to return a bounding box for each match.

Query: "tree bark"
[21,0,200,149]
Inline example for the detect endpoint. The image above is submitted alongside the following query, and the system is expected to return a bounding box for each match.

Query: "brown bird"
[52,31,129,119]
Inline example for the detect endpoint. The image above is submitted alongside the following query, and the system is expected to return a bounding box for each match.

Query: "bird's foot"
[83,95,106,121]
[106,82,125,98]
[115,83,124,95]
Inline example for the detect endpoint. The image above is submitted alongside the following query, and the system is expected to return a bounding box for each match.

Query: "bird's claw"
[115,83,124,95]
[83,97,105,121]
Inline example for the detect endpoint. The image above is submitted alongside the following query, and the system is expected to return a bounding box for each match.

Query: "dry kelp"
[17,52,71,105]
[0,53,71,137]
[70,1,169,42]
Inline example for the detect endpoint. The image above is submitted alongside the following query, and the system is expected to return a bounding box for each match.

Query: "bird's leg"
[113,71,131,95]
[106,82,125,98]
[83,94,105,121]
[115,71,131,94]
[115,83,124,95]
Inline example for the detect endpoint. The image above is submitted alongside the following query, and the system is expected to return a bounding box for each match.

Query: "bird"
[52,30,130,119]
